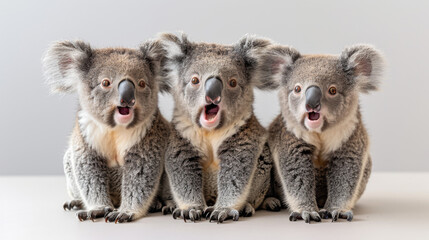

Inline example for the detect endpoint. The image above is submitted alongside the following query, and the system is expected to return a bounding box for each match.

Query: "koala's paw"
[289,210,321,223]
[76,206,113,222]
[319,209,353,222]
[63,200,83,211]
[105,211,135,223]
[161,200,176,215]
[240,203,255,217]
[148,199,163,213]
[262,197,282,212]
[205,207,240,223]
[172,206,204,222]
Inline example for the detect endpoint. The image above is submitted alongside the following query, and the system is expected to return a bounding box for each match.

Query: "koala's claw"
[240,203,255,217]
[77,211,87,221]
[319,209,353,222]
[206,207,240,223]
[190,209,203,222]
[76,207,113,222]
[204,206,214,219]
[161,200,176,215]
[172,206,203,222]
[105,211,134,223]
[262,197,282,212]
[289,211,321,223]
[63,200,83,211]
[161,205,175,215]
[318,209,330,219]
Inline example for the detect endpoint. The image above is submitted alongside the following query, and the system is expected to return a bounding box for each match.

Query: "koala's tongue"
[308,112,320,121]
[118,107,130,115]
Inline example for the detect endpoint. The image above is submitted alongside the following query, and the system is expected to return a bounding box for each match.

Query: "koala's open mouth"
[118,106,130,115]
[308,111,320,121]
[305,110,323,131]
[205,104,220,121]
[114,106,134,125]
[200,104,221,129]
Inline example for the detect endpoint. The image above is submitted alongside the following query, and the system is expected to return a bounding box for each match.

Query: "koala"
[42,40,173,223]
[260,44,384,222]
[159,33,281,223]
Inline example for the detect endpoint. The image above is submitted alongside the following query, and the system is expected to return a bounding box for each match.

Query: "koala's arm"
[115,113,168,221]
[322,117,370,219]
[165,125,205,212]
[215,115,265,212]
[70,126,113,210]
[269,115,319,218]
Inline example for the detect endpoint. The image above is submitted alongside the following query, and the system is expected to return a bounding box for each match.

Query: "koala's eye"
[294,85,301,93]
[138,80,146,88]
[229,79,237,88]
[329,86,337,95]
[191,77,200,85]
[101,79,111,88]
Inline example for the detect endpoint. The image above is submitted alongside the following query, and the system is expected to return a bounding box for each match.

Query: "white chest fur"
[287,111,358,168]
[174,111,251,171]
[78,111,152,167]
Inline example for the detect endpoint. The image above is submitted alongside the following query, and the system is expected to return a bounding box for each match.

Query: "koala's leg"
[321,151,371,222]
[72,148,114,221]
[165,129,205,222]
[105,152,163,223]
[260,167,284,212]
[320,128,370,222]
[108,167,122,208]
[247,143,280,215]
[356,157,372,200]
[315,167,328,209]
[274,137,321,223]
[206,124,264,223]
[63,148,84,211]
[158,172,176,215]
[147,174,169,214]
[148,172,175,214]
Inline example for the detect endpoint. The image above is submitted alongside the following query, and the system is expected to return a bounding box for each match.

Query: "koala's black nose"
[118,79,135,107]
[205,77,223,105]
[305,85,322,111]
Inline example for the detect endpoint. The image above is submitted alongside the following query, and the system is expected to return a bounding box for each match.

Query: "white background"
[0,0,428,174]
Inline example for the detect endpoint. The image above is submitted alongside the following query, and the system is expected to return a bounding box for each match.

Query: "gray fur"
[160,33,277,223]
[264,44,384,222]
[43,40,172,223]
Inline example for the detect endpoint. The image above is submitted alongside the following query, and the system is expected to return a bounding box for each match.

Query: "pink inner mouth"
[204,104,220,121]
[118,107,130,115]
[308,111,320,121]
[200,104,221,129]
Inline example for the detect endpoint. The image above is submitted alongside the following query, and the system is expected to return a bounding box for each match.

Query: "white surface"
[1,173,428,240]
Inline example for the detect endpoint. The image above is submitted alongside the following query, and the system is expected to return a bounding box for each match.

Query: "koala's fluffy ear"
[233,35,274,90]
[140,40,170,93]
[253,45,300,90]
[340,44,385,93]
[158,32,191,61]
[42,40,92,94]
[157,32,192,90]
[233,35,300,90]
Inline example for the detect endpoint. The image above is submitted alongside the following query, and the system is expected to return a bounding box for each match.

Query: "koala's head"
[160,33,275,130]
[258,44,384,133]
[43,40,168,128]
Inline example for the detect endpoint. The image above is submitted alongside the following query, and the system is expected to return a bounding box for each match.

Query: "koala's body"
[42,40,173,223]
[260,45,384,222]
[160,33,280,223]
